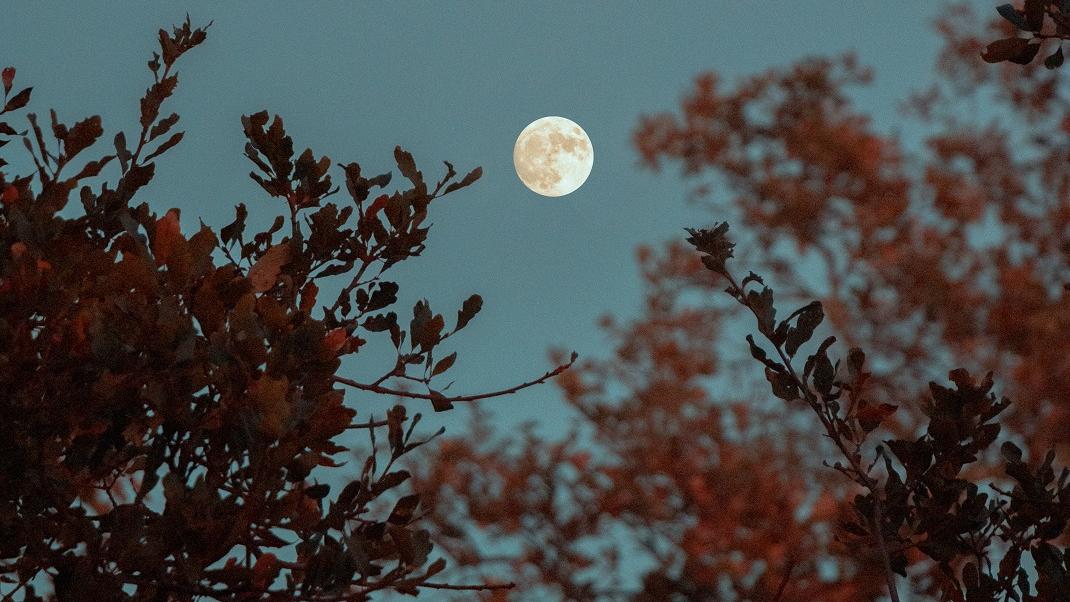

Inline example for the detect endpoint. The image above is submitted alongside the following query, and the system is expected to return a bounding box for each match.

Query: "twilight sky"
[8,1,949,436]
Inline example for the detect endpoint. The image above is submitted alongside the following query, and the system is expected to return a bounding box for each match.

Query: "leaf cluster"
[687,222,1070,602]
[983,1,1069,67]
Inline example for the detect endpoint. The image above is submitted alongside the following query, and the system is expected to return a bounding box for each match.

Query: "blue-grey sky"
[8,1,949,436]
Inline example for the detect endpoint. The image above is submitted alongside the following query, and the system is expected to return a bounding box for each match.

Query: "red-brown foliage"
[0,19,571,600]
[6,3,1070,601]
[411,3,1070,600]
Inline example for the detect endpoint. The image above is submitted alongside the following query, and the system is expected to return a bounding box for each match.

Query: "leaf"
[363,312,398,333]
[251,553,280,590]
[428,390,453,412]
[142,131,184,162]
[981,38,1036,64]
[410,299,433,349]
[388,494,421,525]
[2,185,18,205]
[253,376,290,438]
[856,403,897,433]
[1009,41,1042,65]
[4,87,32,112]
[747,287,776,336]
[432,352,457,376]
[140,75,177,129]
[996,4,1029,30]
[117,162,155,200]
[784,301,823,357]
[685,222,734,274]
[1024,0,1045,30]
[248,244,291,293]
[1001,441,1023,464]
[846,347,866,381]
[394,146,423,187]
[364,281,399,313]
[220,203,248,246]
[387,404,406,455]
[304,483,330,499]
[746,334,782,371]
[149,112,179,140]
[765,367,799,402]
[371,470,411,495]
[456,294,482,331]
[2,67,13,94]
[0,122,16,136]
[443,166,483,195]
[152,209,182,266]
[1045,46,1064,69]
[425,557,446,577]
[114,132,131,172]
[62,115,103,159]
[812,351,835,395]
[300,281,319,313]
[70,155,114,181]
[324,327,347,353]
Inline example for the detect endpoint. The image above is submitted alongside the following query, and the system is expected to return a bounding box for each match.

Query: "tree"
[412,2,1070,599]
[0,19,572,600]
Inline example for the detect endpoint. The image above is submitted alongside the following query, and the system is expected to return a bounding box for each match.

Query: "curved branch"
[333,353,577,407]
[419,581,515,591]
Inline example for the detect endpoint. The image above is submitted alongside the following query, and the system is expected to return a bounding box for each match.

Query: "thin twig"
[419,581,515,591]
[333,355,577,405]
[346,418,389,430]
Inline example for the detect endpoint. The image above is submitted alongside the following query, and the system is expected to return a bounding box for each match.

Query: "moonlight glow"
[513,116,593,197]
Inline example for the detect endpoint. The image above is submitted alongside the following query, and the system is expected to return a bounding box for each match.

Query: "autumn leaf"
[152,209,182,266]
[432,352,457,376]
[388,494,421,525]
[304,483,330,499]
[443,166,483,194]
[252,375,290,438]
[249,243,291,292]
[251,553,280,590]
[856,403,897,433]
[395,145,423,187]
[324,327,347,353]
[455,294,482,331]
[3,86,31,112]
[981,37,1037,64]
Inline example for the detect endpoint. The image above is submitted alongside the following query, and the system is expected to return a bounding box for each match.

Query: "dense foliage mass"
[0,19,572,600]
[412,2,1070,600]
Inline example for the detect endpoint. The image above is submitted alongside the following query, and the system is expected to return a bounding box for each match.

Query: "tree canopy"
[0,18,570,600]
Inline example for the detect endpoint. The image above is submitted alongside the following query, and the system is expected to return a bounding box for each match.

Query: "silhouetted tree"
[0,19,572,600]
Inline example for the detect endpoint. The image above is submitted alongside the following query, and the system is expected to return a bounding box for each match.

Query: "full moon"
[513,116,593,197]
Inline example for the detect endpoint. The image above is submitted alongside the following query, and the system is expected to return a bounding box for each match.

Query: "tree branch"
[333,354,577,405]
[721,266,901,602]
